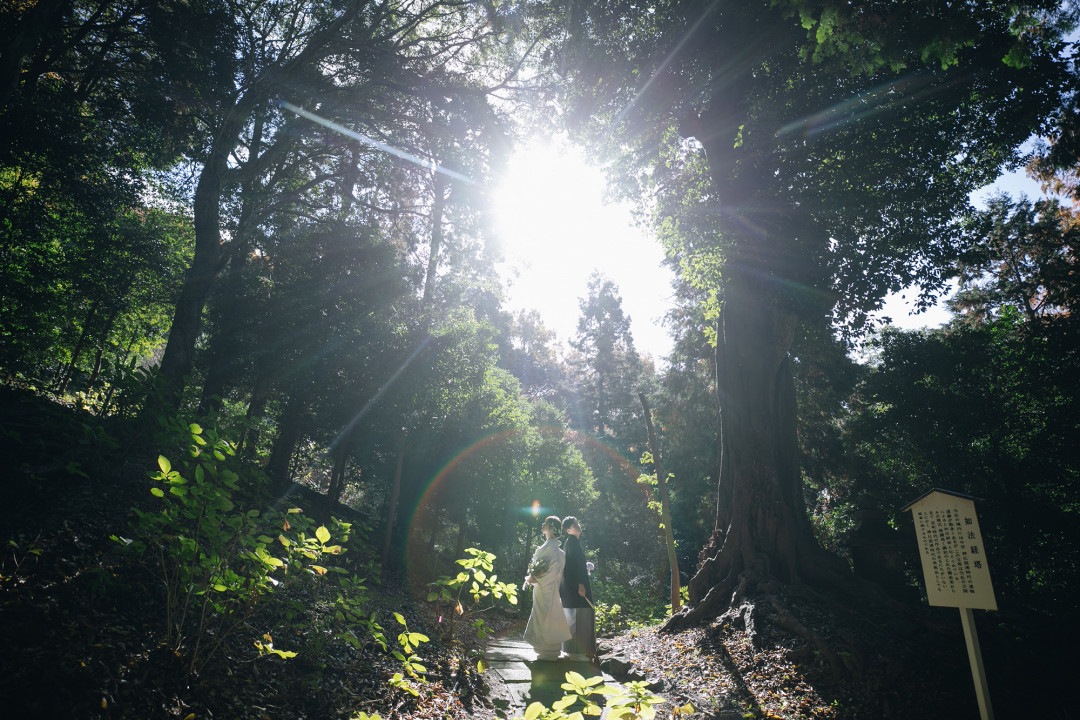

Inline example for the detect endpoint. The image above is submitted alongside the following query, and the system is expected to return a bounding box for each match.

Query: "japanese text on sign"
[906,491,997,610]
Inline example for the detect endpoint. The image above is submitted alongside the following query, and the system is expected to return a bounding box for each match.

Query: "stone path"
[483,637,618,719]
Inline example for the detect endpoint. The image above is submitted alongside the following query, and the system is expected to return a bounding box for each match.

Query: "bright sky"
[493,139,1048,360]
[492,138,677,362]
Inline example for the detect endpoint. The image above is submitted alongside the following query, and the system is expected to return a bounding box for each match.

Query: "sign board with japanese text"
[903,489,997,611]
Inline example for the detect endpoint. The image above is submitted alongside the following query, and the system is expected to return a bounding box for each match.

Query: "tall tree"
[150,0,507,409]
[550,0,1074,624]
[952,194,1080,326]
[569,273,645,438]
[565,274,659,567]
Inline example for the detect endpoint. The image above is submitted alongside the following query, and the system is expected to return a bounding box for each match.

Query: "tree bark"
[327,445,348,505]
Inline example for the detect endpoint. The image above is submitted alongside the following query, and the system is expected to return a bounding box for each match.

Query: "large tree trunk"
[665,99,848,626]
[667,262,848,630]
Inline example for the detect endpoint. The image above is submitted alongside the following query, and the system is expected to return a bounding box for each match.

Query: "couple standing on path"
[523,515,595,662]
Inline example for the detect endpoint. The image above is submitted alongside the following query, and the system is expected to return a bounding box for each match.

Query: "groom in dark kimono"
[559,516,595,662]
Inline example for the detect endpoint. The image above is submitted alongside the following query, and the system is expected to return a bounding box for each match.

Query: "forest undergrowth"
[0,389,508,719]
[1,388,1075,720]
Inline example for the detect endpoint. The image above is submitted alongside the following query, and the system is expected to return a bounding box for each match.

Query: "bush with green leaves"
[426,547,518,645]
[591,560,670,635]
[112,420,371,674]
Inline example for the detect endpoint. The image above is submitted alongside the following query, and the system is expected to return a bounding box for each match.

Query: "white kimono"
[523,537,571,659]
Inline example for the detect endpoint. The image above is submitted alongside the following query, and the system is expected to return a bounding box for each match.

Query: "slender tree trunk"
[200,253,248,413]
[58,302,97,394]
[153,95,253,411]
[238,355,274,456]
[267,390,309,493]
[421,173,448,312]
[99,322,145,416]
[88,345,104,386]
[639,391,681,614]
[87,300,124,387]
[327,447,348,504]
[381,428,407,568]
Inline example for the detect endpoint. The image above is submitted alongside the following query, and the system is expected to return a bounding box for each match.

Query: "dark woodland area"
[2,1,1079,719]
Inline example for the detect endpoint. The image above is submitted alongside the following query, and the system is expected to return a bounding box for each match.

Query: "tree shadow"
[697,627,764,717]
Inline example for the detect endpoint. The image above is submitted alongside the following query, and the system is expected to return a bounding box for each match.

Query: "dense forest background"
[2,1,1078,718]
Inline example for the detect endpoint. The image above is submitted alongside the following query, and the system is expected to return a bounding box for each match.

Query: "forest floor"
[1,389,1076,719]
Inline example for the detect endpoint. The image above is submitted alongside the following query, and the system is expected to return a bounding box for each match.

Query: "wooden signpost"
[902,489,997,720]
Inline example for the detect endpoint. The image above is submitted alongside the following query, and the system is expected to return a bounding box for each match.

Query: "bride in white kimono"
[523,515,571,660]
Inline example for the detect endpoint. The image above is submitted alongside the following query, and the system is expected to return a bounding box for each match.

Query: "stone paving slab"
[483,636,619,719]
[487,662,532,683]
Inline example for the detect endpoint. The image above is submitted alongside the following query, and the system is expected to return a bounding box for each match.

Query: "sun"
[492,137,674,359]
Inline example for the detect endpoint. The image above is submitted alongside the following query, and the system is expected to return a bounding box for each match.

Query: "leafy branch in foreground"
[515,670,692,720]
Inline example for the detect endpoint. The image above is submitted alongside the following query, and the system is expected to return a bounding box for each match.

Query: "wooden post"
[960,607,994,720]
[903,489,998,720]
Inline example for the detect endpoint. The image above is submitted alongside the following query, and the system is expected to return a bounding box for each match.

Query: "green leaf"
[394,612,406,626]
[189,423,203,434]
[315,526,331,544]
[150,487,164,497]
[554,695,578,711]
[157,456,171,474]
[477,659,484,673]
[524,702,544,720]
